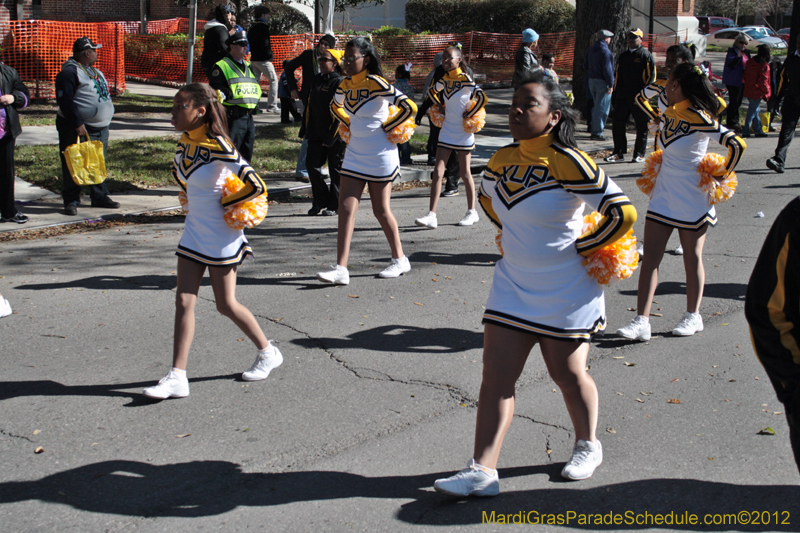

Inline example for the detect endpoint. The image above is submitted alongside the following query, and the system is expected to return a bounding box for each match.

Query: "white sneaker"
[0,298,11,318]
[637,245,644,257]
[458,209,479,226]
[674,244,684,255]
[242,343,283,381]
[378,256,411,278]
[415,211,438,229]
[561,439,603,480]
[672,311,703,336]
[316,265,350,285]
[617,315,651,341]
[434,459,499,497]
[143,370,189,399]
[631,155,645,163]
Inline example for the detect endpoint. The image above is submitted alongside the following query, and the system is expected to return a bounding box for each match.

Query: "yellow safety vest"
[215,57,262,109]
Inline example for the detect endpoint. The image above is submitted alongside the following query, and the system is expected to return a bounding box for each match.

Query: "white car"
[707,28,788,50]
[740,26,779,38]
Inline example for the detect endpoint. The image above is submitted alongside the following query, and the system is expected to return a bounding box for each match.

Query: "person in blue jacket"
[584,29,614,141]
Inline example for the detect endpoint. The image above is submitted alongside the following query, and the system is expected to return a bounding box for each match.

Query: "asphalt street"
[3,71,800,530]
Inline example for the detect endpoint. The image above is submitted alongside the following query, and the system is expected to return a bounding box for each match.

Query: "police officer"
[209,30,262,162]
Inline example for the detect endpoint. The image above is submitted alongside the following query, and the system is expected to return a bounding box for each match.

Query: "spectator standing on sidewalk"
[605,29,655,164]
[248,6,279,114]
[56,37,120,216]
[305,48,345,216]
[0,60,30,224]
[278,61,302,124]
[722,33,751,131]
[209,31,261,163]
[584,30,614,141]
[742,44,771,138]
[200,4,234,80]
[512,28,540,89]
[285,34,337,180]
[394,63,415,165]
[766,33,800,174]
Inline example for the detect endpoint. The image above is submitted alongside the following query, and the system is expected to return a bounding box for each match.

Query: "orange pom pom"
[637,150,661,198]
[581,211,639,285]
[464,107,486,133]
[221,173,269,230]
[495,228,504,256]
[428,105,445,128]
[338,123,351,144]
[386,106,416,144]
[697,152,737,205]
[178,190,189,213]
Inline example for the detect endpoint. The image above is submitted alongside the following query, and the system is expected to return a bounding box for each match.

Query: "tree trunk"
[572,0,631,114]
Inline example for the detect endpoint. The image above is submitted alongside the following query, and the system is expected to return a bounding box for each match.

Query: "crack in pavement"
[0,428,34,442]
[260,314,478,407]
[513,413,571,434]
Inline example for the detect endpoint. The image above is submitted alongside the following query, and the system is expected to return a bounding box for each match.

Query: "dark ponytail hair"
[177,83,231,142]
[670,62,720,116]
[346,36,382,77]
[666,44,694,64]
[516,71,578,149]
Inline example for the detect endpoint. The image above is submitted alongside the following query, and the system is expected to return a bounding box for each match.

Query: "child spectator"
[541,53,559,83]
[279,61,302,124]
[394,63,415,165]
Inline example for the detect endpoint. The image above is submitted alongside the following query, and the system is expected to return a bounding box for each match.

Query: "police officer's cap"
[226,31,248,46]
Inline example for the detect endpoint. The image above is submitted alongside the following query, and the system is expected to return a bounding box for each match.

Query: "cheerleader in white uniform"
[433,73,637,496]
[618,63,746,341]
[415,44,487,228]
[143,83,282,400]
[316,37,418,285]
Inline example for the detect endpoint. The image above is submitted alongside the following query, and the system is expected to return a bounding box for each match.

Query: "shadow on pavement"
[620,281,747,301]
[1,459,797,529]
[292,324,484,353]
[0,374,238,406]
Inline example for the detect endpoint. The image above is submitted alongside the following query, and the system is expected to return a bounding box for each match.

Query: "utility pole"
[140,0,147,34]
[187,0,198,83]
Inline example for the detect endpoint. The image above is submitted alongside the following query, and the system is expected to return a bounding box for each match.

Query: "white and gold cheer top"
[428,67,487,151]
[331,70,417,182]
[173,124,266,266]
[648,99,745,229]
[478,134,637,341]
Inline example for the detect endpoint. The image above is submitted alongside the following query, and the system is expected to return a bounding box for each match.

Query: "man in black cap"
[55,36,119,216]
[605,28,655,164]
[201,3,235,80]
[209,30,262,163]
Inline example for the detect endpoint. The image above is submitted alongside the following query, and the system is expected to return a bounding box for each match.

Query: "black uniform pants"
[0,133,17,219]
[427,123,459,192]
[306,139,345,211]
[611,95,649,158]
[726,85,744,129]
[774,99,800,167]
[228,113,255,163]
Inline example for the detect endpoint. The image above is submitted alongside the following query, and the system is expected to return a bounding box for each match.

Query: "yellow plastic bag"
[63,136,107,186]
[760,111,770,133]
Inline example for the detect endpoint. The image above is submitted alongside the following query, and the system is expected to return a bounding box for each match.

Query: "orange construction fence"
[0,17,685,100]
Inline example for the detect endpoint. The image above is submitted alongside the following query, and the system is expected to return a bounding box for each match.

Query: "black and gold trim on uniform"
[483,309,606,341]
[176,241,253,267]
[339,166,401,183]
[646,209,717,230]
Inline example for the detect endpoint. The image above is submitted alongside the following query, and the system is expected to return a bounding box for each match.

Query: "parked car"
[707,28,788,50]
[778,28,791,42]
[740,26,779,38]
[696,16,736,35]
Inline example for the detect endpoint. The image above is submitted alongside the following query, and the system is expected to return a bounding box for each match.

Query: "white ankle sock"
[171,367,186,375]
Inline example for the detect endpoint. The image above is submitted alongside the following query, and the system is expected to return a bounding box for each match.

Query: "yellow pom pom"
[178,190,189,213]
[221,173,269,230]
[338,123,351,144]
[697,152,737,205]
[464,107,486,133]
[637,150,662,198]
[581,211,639,285]
[428,105,445,128]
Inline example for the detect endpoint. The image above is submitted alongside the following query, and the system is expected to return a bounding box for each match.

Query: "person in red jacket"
[742,44,772,138]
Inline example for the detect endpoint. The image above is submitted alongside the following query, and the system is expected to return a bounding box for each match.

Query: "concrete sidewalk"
[8,81,627,232]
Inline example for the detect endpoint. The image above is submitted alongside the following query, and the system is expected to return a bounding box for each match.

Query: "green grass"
[19,91,173,127]
[706,43,787,56]
[16,123,430,194]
